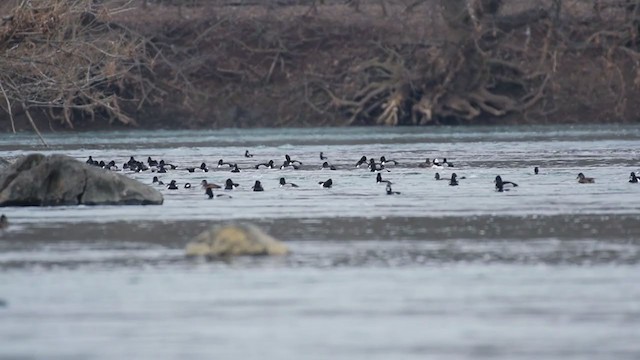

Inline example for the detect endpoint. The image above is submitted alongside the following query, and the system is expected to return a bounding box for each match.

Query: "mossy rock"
[186,224,289,257]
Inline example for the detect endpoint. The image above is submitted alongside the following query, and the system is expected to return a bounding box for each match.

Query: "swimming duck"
[280,160,300,170]
[86,156,98,166]
[105,160,118,171]
[434,172,449,181]
[534,166,539,175]
[225,178,239,190]
[418,158,431,168]
[255,160,275,169]
[320,152,328,160]
[152,176,164,185]
[252,180,264,191]
[449,173,459,186]
[386,183,401,195]
[156,165,167,173]
[231,164,240,173]
[245,150,254,158]
[577,173,595,183]
[380,156,398,166]
[167,180,179,190]
[368,158,389,172]
[630,172,638,183]
[355,156,367,168]
[159,160,177,170]
[184,183,192,189]
[147,156,158,167]
[319,179,333,188]
[442,158,454,167]
[376,173,392,184]
[0,214,7,230]
[279,177,299,188]
[205,187,232,199]
[495,175,518,192]
[217,159,233,168]
[200,180,221,189]
[322,162,336,170]
[284,154,303,167]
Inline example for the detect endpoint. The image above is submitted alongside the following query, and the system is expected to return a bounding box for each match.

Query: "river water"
[1,125,639,359]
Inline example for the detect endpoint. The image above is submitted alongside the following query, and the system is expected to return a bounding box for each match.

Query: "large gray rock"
[0,154,163,206]
[186,224,289,257]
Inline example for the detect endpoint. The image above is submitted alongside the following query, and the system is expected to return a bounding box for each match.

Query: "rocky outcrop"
[186,224,289,257]
[0,153,163,206]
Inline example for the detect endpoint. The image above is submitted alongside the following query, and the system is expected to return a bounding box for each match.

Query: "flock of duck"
[85,151,640,199]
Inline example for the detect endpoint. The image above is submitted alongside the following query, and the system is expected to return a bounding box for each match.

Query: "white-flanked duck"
[495,175,518,192]
[319,178,333,188]
[225,178,239,190]
[217,159,233,168]
[255,160,275,169]
[279,177,299,188]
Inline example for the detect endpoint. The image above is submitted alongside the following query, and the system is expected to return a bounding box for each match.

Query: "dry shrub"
[0,0,162,136]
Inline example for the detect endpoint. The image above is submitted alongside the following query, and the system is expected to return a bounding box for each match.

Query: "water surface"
[1,125,639,359]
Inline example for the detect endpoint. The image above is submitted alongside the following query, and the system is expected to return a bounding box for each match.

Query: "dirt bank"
[1,0,640,132]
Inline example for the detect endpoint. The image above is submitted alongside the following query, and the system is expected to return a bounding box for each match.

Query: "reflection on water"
[1,125,640,359]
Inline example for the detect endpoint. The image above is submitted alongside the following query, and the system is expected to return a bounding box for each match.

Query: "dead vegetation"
[1,0,640,137]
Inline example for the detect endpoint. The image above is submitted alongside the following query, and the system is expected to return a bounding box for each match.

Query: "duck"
[217,159,233,168]
[167,180,179,190]
[418,158,431,168]
[252,180,264,192]
[245,150,254,158]
[441,158,454,167]
[449,173,459,186]
[355,156,367,167]
[225,178,239,190]
[230,164,240,173]
[431,158,444,169]
[205,187,232,199]
[321,162,336,170]
[200,180,221,189]
[320,152,328,160]
[0,214,7,230]
[280,160,300,170]
[284,154,303,167]
[495,175,518,192]
[105,160,118,171]
[630,172,638,183]
[156,165,167,173]
[279,177,299,188]
[152,176,164,185]
[86,156,98,166]
[386,183,401,195]
[147,156,158,167]
[184,183,192,189]
[534,166,539,175]
[319,178,333,188]
[380,156,398,166]
[368,158,389,173]
[255,160,275,169]
[376,173,392,184]
[159,160,177,170]
[186,163,208,173]
[434,172,449,181]
[577,173,595,183]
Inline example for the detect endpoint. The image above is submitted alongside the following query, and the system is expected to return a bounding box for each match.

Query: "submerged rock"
[186,224,289,257]
[0,153,163,206]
